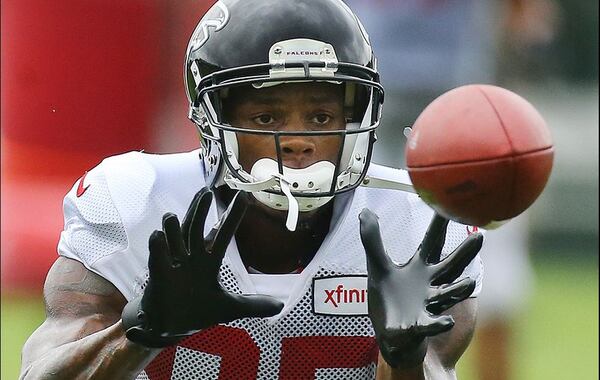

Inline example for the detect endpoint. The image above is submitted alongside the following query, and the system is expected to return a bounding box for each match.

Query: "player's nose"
[279,137,316,169]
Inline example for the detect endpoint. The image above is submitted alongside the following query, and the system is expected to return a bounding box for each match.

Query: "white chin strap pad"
[250,158,335,231]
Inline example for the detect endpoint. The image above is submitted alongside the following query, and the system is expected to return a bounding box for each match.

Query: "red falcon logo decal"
[76,172,90,197]
[466,226,479,235]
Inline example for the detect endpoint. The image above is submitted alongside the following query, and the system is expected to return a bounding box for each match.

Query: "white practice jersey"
[58,150,483,380]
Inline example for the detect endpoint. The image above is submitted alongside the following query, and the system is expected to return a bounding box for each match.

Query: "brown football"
[405,84,554,227]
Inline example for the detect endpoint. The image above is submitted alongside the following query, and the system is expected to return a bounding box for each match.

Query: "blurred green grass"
[1,293,45,380]
[458,257,599,380]
[2,258,598,380]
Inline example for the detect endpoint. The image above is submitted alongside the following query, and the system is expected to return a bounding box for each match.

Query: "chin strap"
[360,175,417,193]
[223,172,300,231]
[278,176,299,231]
[224,159,340,232]
[224,174,280,193]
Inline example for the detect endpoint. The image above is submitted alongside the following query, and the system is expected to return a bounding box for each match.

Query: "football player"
[20,1,483,379]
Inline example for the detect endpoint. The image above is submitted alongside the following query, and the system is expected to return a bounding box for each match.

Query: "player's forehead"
[227,82,344,107]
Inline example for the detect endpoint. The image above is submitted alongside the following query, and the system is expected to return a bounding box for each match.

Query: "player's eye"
[253,114,276,125]
[311,114,332,125]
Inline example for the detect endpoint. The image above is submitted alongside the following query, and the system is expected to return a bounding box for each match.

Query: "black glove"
[359,209,483,369]
[122,188,284,348]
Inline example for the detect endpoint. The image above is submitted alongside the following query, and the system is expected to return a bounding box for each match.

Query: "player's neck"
[215,186,332,274]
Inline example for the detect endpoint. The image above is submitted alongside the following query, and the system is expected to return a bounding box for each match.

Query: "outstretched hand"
[359,209,483,369]
[122,188,284,348]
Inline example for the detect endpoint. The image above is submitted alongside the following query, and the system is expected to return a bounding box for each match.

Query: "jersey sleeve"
[57,158,147,300]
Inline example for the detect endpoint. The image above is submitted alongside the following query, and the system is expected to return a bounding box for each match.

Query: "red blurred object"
[1,0,164,157]
[0,177,67,292]
[405,84,554,227]
[1,0,213,293]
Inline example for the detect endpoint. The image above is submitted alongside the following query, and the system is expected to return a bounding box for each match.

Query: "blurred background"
[1,0,597,379]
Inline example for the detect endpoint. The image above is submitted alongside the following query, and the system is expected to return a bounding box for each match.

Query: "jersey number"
[145,325,378,379]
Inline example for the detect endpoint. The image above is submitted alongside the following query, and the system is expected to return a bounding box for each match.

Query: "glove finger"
[163,213,188,265]
[428,277,475,303]
[226,293,284,321]
[359,208,393,273]
[180,191,201,249]
[186,189,214,255]
[181,189,209,251]
[419,214,449,263]
[426,278,476,314]
[208,191,248,258]
[426,279,476,315]
[430,232,483,285]
[148,230,172,282]
[417,314,455,337]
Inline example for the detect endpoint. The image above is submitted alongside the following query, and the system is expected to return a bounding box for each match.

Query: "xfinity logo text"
[313,276,368,316]
[324,284,367,307]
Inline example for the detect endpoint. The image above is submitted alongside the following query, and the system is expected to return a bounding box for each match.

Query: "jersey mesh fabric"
[170,347,222,379]
[60,166,128,265]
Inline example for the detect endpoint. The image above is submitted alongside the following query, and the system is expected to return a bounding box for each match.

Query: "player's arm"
[20,256,161,380]
[359,209,483,380]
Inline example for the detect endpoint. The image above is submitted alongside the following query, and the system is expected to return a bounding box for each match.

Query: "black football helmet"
[184,0,384,230]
